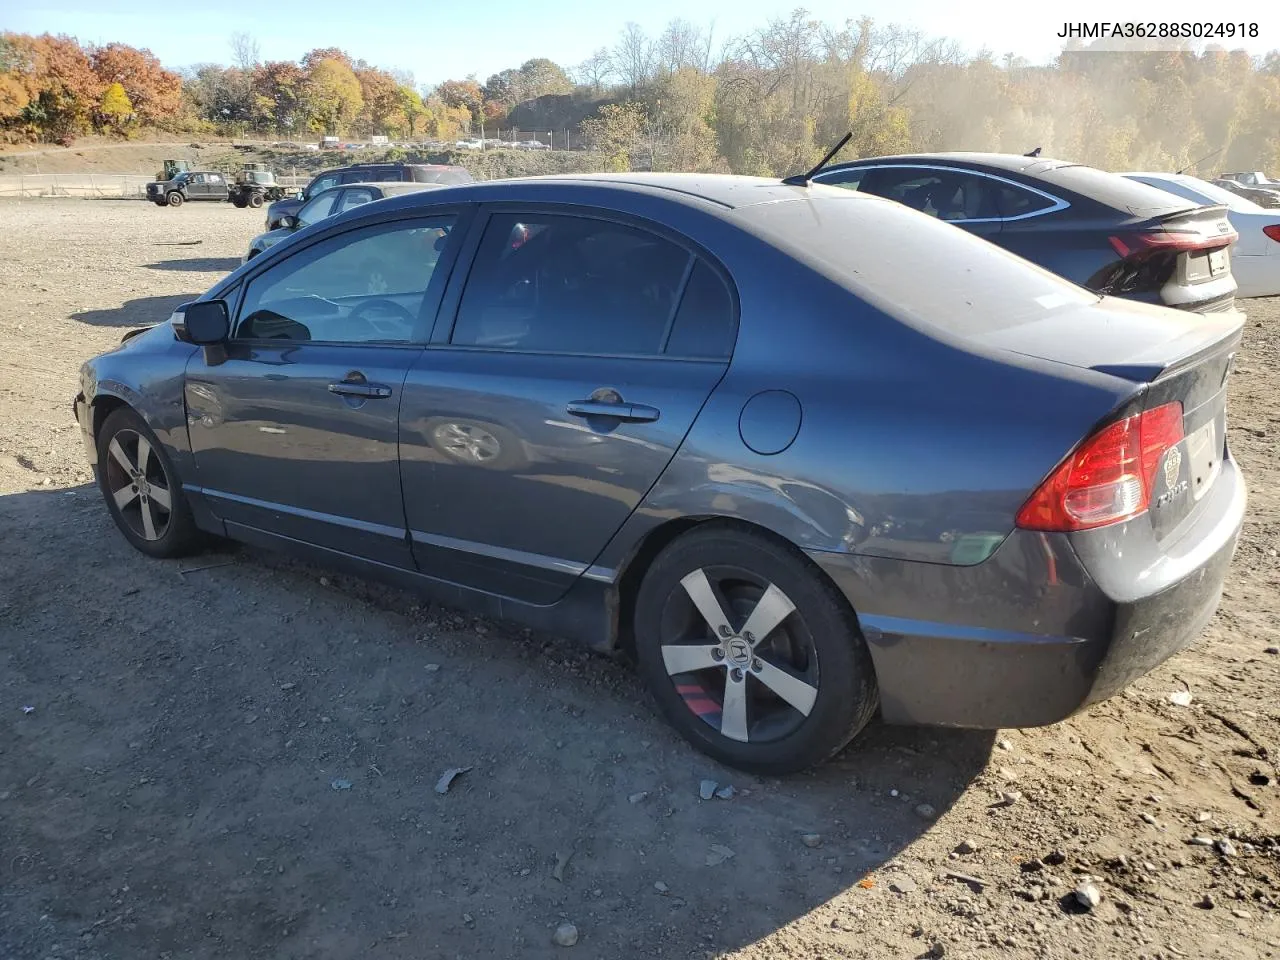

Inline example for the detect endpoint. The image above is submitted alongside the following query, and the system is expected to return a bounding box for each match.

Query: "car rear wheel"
[248,192,264,208]
[166,192,183,207]
[232,195,248,208]
[633,525,878,774]
[96,407,202,559]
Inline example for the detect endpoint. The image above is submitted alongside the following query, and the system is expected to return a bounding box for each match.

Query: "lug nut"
[730,668,744,682]
[712,648,725,661]
[718,625,732,637]
[751,658,763,672]
[743,631,755,643]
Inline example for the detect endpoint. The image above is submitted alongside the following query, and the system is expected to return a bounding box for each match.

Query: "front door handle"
[565,399,660,423]
[328,381,393,399]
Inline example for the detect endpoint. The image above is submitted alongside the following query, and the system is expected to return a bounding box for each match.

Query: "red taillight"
[1016,402,1185,532]
[1263,224,1280,243]
[1108,228,1236,258]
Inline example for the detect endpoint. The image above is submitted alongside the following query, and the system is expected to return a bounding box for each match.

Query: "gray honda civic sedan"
[73,174,1247,774]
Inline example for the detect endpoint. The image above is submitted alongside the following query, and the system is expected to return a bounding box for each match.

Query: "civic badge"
[1163,446,1182,490]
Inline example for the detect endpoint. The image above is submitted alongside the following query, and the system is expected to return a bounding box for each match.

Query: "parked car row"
[84,151,1258,774]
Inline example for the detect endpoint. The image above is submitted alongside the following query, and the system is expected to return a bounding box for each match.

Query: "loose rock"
[434,766,472,794]
[890,876,918,894]
[1043,850,1067,866]
[552,922,579,947]
[1215,839,1238,857]
[1265,646,1280,655]
[1197,893,1215,910]
[1169,690,1193,707]
[330,778,352,791]
[654,881,669,894]
[954,839,978,855]
[1073,882,1102,911]
[996,790,1022,807]
[715,785,737,800]
[699,779,717,800]
[1141,813,1158,825]
[1187,836,1215,847]
[801,833,822,848]
[627,791,648,805]
[1194,812,1212,823]
[915,803,937,820]
[706,844,736,866]
[997,738,1013,751]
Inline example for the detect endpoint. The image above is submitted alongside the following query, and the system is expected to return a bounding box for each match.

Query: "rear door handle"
[565,399,660,423]
[328,381,393,399]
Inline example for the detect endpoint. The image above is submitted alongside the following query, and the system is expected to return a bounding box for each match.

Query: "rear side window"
[665,261,735,358]
[858,167,1003,221]
[996,185,1054,217]
[371,168,405,182]
[451,213,692,356]
[743,197,1096,336]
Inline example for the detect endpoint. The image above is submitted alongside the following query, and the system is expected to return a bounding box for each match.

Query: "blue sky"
[5,0,1278,85]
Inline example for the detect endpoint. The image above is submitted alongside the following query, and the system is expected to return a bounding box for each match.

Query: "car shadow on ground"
[70,293,198,327]
[143,257,242,273]
[1,483,997,960]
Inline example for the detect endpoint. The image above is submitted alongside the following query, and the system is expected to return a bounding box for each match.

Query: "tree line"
[4,14,1280,177]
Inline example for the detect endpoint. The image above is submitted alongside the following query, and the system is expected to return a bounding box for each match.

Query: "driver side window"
[236,216,457,344]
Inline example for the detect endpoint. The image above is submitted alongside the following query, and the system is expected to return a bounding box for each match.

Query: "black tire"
[247,192,264,209]
[166,191,184,207]
[153,200,167,207]
[633,524,878,775]
[95,406,203,559]
[232,195,248,208]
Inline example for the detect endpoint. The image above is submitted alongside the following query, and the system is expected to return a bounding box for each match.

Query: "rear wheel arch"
[612,515,859,658]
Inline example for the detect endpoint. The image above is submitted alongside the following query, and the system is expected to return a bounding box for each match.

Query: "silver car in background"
[244,181,446,262]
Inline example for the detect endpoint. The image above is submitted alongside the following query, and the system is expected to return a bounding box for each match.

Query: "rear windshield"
[1036,164,1197,216]
[740,194,1097,335]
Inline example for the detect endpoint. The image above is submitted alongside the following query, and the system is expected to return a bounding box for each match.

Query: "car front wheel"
[95,407,202,558]
[634,524,878,774]
[166,192,184,207]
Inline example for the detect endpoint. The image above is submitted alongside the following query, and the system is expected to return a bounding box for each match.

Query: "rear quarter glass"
[741,196,1096,336]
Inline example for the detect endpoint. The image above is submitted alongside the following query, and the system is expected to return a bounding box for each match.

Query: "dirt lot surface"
[2,198,1279,960]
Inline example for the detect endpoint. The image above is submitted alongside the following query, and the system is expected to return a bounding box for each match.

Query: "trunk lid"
[976,297,1242,539]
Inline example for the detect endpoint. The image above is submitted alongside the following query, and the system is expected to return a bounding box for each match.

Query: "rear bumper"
[809,459,1245,728]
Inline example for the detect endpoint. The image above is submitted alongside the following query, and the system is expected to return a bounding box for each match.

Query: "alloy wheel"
[659,566,819,744]
[103,428,173,541]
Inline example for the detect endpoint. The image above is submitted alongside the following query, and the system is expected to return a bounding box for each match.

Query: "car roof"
[828,153,1198,215]
[827,152,1081,176]
[371,173,847,213]
[343,181,447,193]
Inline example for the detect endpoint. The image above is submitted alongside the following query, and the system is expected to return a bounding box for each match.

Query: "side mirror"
[281,215,299,230]
[181,300,230,345]
[296,190,305,201]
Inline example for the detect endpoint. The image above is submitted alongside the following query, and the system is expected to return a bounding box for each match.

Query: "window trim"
[814,163,1070,223]
[431,202,740,362]
[228,209,470,349]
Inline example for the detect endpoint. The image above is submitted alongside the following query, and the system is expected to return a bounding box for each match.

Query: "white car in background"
[1124,171,1280,298]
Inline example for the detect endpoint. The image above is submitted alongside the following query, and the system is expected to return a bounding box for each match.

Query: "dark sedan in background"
[74,174,1245,773]
[814,153,1240,314]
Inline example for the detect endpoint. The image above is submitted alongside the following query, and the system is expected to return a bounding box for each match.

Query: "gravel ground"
[2,198,1279,960]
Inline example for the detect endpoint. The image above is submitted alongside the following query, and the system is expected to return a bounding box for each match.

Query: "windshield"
[740,193,1097,337]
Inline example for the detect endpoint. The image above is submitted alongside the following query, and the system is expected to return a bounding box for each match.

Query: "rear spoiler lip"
[1088,310,1245,384]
